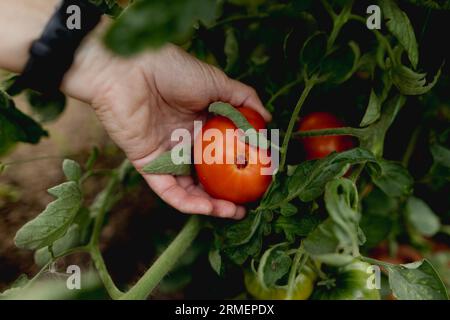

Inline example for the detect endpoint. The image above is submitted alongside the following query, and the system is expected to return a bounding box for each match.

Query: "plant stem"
[90,246,124,299]
[349,14,397,64]
[266,78,302,108]
[89,160,132,246]
[279,81,315,172]
[85,159,131,298]
[362,256,396,269]
[286,244,306,300]
[120,215,203,300]
[402,126,421,168]
[208,13,270,30]
[292,127,364,138]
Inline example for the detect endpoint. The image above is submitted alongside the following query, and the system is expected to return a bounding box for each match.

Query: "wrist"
[60,18,115,103]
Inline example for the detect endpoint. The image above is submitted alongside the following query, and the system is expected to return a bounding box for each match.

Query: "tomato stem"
[402,126,421,168]
[286,243,306,300]
[292,126,365,139]
[90,246,124,299]
[279,80,315,172]
[120,215,203,300]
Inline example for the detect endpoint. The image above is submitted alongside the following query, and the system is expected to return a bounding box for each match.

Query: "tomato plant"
[194,107,271,204]
[1,0,450,301]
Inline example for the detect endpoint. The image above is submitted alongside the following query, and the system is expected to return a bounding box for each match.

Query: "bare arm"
[0,0,271,219]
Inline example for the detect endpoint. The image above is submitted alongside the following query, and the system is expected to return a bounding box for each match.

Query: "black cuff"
[8,0,102,95]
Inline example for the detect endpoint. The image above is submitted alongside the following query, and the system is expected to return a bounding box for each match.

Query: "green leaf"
[222,211,270,265]
[279,203,298,216]
[368,160,413,198]
[320,41,360,84]
[143,150,191,176]
[359,95,406,156]
[391,65,441,95]
[208,248,222,276]
[379,0,419,68]
[304,218,340,256]
[261,247,292,287]
[208,102,270,149]
[224,211,262,247]
[406,197,441,237]
[26,91,66,123]
[386,260,448,300]
[34,224,81,267]
[430,143,450,168]
[287,148,377,203]
[14,181,83,250]
[360,189,397,249]
[0,90,48,154]
[360,90,381,127]
[324,179,362,255]
[104,0,217,55]
[300,32,328,76]
[274,214,320,242]
[403,0,450,10]
[63,159,82,182]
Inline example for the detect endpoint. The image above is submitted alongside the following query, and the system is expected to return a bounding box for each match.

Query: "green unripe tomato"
[312,260,380,300]
[244,266,316,300]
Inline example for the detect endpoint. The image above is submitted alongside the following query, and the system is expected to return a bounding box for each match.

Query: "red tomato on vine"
[194,107,271,204]
[297,112,354,160]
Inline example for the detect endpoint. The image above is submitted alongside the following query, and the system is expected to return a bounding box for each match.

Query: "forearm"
[0,0,58,73]
[0,0,113,103]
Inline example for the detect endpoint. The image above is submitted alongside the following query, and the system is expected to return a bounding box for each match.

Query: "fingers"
[229,79,272,122]
[143,174,246,219]
[177,176,246,220]
[144,174,213,215]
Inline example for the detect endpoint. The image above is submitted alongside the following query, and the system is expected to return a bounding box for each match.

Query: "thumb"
[212,69,272,122]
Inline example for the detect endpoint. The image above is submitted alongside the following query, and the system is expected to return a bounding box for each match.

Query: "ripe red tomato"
[297,112,354,160]
[194,107,271,204]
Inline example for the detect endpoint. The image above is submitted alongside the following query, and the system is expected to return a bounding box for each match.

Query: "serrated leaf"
[14,181,83,250]
[34,224,81,267]
[368,160,413,198]
[391,65,440,95]
[63,159,82,182]
[406,197,441,237]
[274,214,320,242]
[386,260,448,300]
[287,148,377,202]
[143,150,191,176]
[379,0,419,68]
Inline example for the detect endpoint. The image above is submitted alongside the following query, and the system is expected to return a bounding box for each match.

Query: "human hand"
[64,41,271,219]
